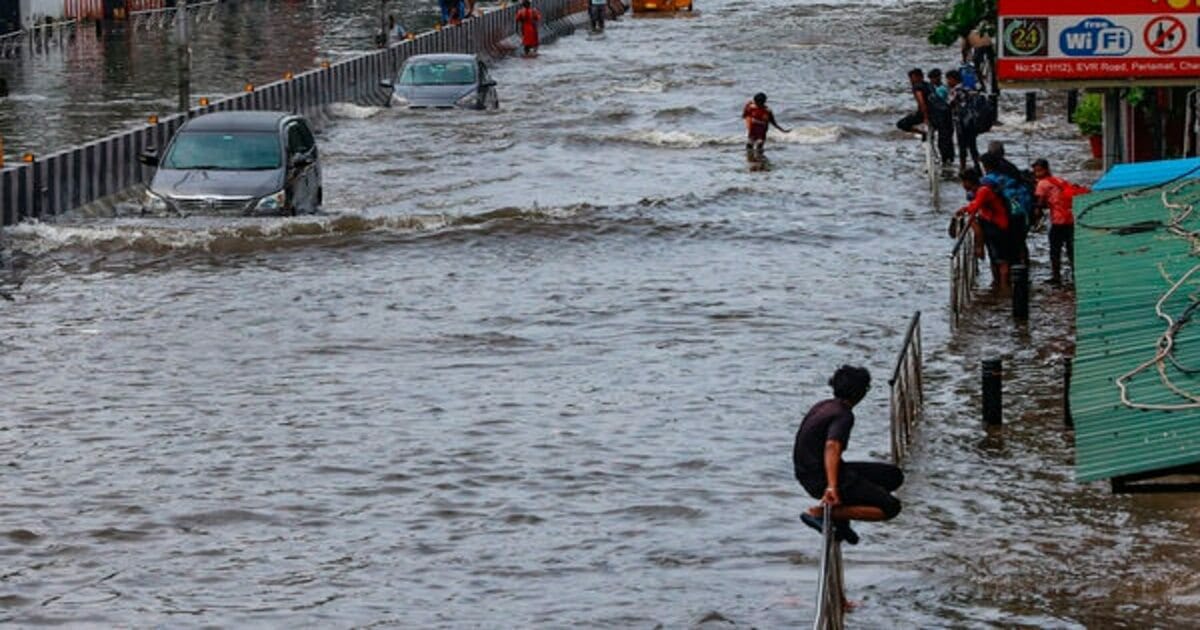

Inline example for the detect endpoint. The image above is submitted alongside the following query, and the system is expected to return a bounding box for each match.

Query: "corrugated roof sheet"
[1092,157,1200,191]
[1072,177,1200,482]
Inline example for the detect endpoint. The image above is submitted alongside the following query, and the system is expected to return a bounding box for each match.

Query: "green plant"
[1122,87,1148,110]
[929,0,996,47]
[1074,93,1103,137]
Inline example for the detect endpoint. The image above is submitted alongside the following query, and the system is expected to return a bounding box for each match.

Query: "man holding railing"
[794,366,904,546]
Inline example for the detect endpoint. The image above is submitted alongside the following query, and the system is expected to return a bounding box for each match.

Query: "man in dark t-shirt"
[896,68,931,139]
[793,365,904,545]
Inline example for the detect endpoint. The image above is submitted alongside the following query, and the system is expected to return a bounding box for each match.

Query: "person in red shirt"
[955,167,1011,290]
[741,92,789,161]
[515,0,542,56]
[1032,158,1086,286]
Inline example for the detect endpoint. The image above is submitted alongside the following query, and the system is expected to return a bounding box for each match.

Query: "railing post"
[812,503,843,630]
[1064,357,1074,429]
[982,358,1003,429]
[1012,264,1029,321]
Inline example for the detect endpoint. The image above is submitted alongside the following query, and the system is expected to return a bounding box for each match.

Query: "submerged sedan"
[381,53,499,110]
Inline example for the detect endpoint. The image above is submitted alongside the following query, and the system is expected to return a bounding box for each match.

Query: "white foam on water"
[619,130,730,148]
[843,101,896,114]
[776,125,844,144]
[596,80,668,97]
[327,103,384,119]
[614,125,844,149]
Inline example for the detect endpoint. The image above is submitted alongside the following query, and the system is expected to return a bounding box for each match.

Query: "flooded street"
[3,0,1200,627]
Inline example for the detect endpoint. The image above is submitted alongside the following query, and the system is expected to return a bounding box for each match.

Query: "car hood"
[397,84,477,107]
[150,168,283,199]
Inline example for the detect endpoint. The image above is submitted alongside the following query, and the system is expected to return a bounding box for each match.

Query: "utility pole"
[377,0,388,47]
[176,0,191,112]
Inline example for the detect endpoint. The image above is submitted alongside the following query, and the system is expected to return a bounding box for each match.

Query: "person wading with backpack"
[946,70,981,172]
[928,69,955,167]
[981,152,1033,268]
[1033,158,1089,285]
[955,167,1012,290]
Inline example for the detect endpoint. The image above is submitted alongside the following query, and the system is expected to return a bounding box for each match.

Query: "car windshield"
[162,131,281,170]
[399,60,477,86]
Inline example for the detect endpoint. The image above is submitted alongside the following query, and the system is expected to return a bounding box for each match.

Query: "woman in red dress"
[515,0,542,56]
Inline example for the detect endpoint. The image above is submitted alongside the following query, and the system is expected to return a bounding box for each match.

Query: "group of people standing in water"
[751,43,1092,616]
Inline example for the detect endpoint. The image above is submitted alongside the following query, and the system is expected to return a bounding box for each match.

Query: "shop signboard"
[998,0,1200,84]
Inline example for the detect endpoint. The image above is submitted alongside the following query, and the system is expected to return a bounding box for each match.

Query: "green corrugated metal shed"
[1072,181,1200,483]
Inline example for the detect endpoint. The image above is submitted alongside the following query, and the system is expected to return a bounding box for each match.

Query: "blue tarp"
[1092,157,1200,191]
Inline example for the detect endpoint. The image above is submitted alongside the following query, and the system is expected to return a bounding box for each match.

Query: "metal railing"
[888,311,923,464]
[1,0,605,230]
[0,19,78,58]
[130,1,219,30]
[924,131,939,206]
[949,215,978,327]
[812,503,845,630]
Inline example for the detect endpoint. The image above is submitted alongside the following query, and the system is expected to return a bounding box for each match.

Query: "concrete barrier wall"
[0,0,621,231]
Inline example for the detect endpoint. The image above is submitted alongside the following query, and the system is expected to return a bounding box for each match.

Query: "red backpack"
[1047,176,1090,210]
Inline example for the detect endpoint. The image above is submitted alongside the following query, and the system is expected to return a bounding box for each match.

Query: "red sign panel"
[998,0,1200,82]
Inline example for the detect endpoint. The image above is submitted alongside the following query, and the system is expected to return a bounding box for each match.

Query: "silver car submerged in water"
[381,53,499,110]
[138,111,322,216]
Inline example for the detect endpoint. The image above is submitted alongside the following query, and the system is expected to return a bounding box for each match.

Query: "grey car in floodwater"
[381,53,499,110]
[138,111,322,216]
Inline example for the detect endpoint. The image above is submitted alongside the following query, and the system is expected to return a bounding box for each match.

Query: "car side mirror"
[138,148,159,167]
[379,79,394,89]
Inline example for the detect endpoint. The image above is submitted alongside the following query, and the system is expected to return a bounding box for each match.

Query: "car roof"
[180,111,295,133]
[405,53,478,64]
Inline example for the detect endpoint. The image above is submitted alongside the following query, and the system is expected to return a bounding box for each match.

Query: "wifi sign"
[1059,18,1135,57]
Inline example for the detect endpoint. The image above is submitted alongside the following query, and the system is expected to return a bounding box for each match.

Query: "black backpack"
[928,93,951,128]
[959,92,996,135]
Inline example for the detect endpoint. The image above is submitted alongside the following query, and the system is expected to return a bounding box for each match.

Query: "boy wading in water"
[742,92,789,162]
[794,366,904,553]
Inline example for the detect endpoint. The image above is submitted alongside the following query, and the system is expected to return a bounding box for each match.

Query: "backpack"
[1046,176,1091,209]
[983,172,1035,220]
[959,92,996,135]
[928,92,951,128]
[958,64,980,91]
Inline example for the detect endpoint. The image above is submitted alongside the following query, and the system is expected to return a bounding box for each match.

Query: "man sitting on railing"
[794,366,904,546]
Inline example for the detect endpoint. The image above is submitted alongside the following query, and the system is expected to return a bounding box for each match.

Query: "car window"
[399,60,477,86]
[287,122,315,155]
[162,132,281,170]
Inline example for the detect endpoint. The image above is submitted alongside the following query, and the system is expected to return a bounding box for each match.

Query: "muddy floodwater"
[2,0,1199,627]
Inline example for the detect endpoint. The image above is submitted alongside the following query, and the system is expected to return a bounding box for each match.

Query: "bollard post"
[1064,357,1074,429]
[982,358,1003,428]
[1012,264,1029,321]
[1025,92,1037,122]
[176,0,191,112]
